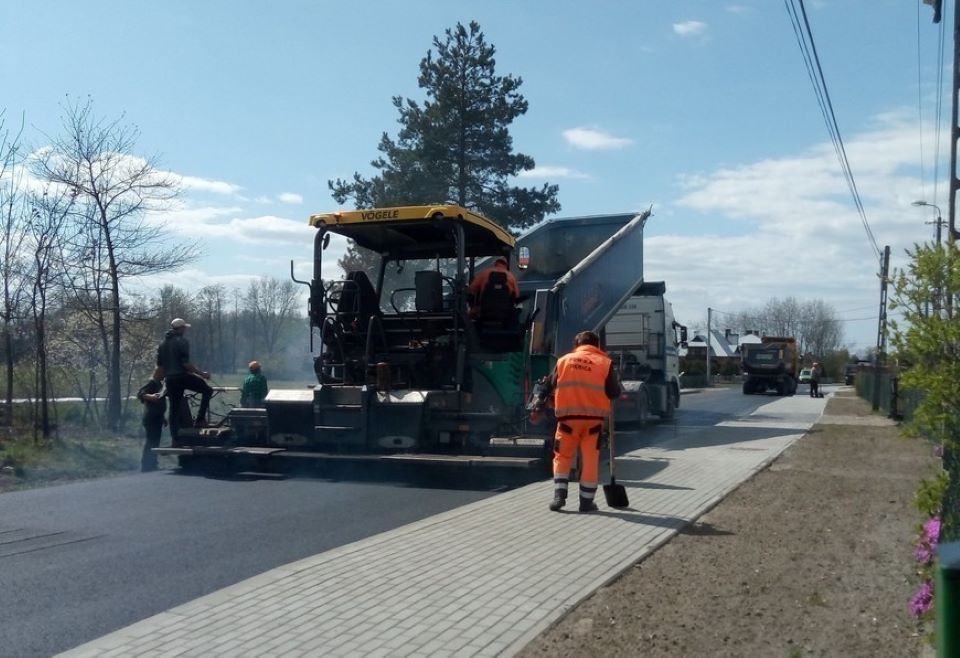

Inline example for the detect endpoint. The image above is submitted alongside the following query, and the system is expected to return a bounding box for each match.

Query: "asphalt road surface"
[0,385,792,657]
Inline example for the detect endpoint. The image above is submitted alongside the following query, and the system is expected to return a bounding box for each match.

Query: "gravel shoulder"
[520,390,936,657]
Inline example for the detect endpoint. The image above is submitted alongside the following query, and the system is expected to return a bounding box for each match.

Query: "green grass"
[0,426,178,493]
[0,375,321,494]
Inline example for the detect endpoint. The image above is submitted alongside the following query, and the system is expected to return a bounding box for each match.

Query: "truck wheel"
[742,381,751,395]
[637,396,649,428]
[659,392,675,420]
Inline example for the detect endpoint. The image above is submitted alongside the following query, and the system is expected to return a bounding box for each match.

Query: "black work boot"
[579,497,599,513]
[549,492,567,512]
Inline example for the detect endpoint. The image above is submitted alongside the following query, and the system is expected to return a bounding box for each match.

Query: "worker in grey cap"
[156,318,212,439]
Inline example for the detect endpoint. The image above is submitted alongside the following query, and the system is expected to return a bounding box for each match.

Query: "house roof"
[687,330,755,358]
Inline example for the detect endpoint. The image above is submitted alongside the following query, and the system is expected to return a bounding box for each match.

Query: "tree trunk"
[105,229,123,432]
[33,300,50,439]
[37,320,49,438]
[3,324,12,426]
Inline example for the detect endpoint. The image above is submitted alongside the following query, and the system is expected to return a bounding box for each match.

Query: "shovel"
[602,414,629,508]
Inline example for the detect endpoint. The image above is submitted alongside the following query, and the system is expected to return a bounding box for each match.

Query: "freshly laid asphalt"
[0,465,501,657]
[43,386,830,658]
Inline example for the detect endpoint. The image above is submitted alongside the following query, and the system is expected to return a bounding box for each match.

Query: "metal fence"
[855,368,958,541]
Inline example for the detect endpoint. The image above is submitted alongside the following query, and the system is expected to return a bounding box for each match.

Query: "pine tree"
[329,21,559,275]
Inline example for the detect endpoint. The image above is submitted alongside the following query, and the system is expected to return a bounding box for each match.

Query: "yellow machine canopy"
[308,205,515,259]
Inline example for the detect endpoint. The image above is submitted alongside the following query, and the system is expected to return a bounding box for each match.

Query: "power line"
[918,0,927,201]
[933,0,947,208]
[784,0,882,259]
[914,0,948,206]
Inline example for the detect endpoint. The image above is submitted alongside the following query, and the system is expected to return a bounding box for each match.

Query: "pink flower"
[915,543,933,564]
[910,581,934,618]
[925,516,942,548]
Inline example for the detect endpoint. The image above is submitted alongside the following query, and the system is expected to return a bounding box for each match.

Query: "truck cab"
[604,282,686,422]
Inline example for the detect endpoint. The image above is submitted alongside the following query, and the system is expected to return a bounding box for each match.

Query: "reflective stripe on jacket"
[553,344,614,419]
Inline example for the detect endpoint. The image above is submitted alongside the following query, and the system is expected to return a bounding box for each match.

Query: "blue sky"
[1,1,947,352]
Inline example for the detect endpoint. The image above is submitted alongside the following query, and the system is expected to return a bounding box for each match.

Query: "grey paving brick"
[60,409,813,658]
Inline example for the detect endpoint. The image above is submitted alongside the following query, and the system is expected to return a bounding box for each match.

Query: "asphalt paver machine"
[158,205,649,474]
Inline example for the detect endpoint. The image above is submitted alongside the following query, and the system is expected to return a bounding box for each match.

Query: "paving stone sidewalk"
[60,395,826,658]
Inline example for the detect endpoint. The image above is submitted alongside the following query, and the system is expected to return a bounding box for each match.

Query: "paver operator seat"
[474,270,526,352]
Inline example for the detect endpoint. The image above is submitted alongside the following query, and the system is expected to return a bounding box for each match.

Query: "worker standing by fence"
[136,375,166,472]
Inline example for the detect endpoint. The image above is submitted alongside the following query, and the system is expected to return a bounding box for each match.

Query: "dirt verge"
[520,391,936,657]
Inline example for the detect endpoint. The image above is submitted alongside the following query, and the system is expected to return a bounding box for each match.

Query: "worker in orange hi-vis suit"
[544,330,622,513]
[467,256,519,318]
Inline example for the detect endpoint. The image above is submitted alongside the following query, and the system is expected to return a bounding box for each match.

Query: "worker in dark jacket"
[156,318,212,440]
[544,330,621,513]
[810,361,824,398]
[241,360,269,407]
[136,376,167,472]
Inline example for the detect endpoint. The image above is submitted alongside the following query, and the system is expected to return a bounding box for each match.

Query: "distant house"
[685,329,762,376]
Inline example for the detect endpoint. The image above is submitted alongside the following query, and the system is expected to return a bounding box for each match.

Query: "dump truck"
[157,205,649,473]
[741,336,798,395]
[604,282,687,424]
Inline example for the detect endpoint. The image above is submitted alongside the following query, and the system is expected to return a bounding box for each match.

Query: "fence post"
[889,376,900,420]
[938,542,960,657]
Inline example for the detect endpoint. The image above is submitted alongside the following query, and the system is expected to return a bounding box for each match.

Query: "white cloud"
[655,112,938,350]
[176,174,243,196]
[278,192,304,205]
[563,127,633,151]
[673,20,707,37]
[152,204,243,227]
[517,166,590,180]
[192,214,315,246]
[725,5,750,14]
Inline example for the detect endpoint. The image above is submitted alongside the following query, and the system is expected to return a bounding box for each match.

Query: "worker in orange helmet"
[241,360,269,408]
[467,256,519,319]
[545,330,621,512]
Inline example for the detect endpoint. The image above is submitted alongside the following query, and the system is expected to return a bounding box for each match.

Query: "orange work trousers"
[553,418,603,500]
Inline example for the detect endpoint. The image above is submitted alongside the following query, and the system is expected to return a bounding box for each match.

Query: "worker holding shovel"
[541,331,622,513]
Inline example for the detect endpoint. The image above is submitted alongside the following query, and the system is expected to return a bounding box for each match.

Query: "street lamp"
[912,200,946,315]
[912,200,945,246]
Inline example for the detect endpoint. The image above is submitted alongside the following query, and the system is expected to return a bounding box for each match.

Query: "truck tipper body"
[741,336,798,396]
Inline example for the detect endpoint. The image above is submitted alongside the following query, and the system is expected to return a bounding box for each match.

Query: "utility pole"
[911,200,944,312]
[872,246,890,411]
[705,307,712,388]
[940,0,960,317]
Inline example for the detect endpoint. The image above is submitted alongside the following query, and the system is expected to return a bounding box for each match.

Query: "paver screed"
[59,394,826,657]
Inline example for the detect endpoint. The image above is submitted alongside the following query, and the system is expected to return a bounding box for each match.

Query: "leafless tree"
[194,284,228,374]
[26,185,73,439]
[0,111,29,426]
[48,309,106,426]
[718,296,844,358]
[31,98,198,430]
[121,294,162,419]
[245,277,300,359]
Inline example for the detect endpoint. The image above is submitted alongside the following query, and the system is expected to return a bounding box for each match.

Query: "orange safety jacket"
[553,344,614,419]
